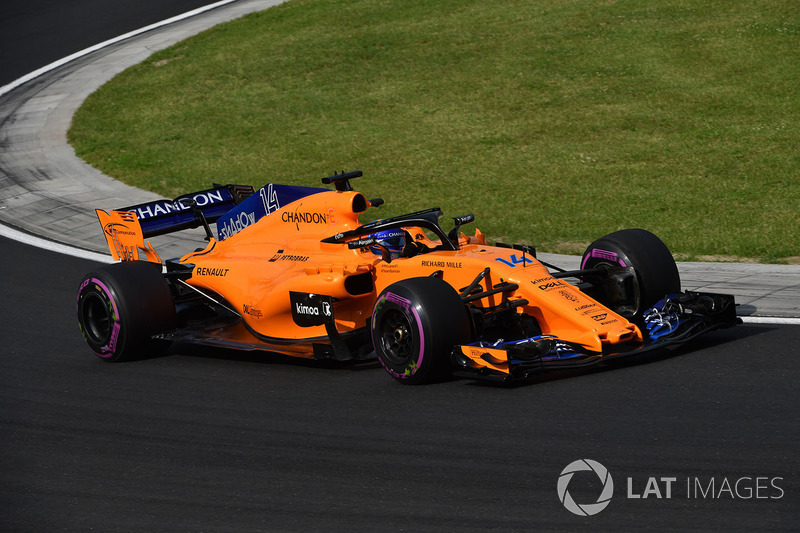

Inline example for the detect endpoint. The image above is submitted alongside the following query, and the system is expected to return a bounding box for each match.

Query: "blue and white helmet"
[370,229,406,259]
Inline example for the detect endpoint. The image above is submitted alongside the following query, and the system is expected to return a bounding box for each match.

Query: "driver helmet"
[370,229,406,259]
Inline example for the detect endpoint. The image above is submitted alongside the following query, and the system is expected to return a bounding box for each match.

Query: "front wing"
[453,291,739,382]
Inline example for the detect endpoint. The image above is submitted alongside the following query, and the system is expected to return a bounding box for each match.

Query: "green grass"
[69,0,800,262]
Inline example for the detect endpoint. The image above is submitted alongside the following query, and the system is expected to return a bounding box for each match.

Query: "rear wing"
[122,184,255,238]
[95,184,253,263]
[95,182,334,262]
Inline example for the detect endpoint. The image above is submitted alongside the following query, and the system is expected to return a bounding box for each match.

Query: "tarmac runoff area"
[0,0,798,323]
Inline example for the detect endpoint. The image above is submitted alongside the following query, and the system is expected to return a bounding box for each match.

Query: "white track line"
[0,222,113,263]
[739,316,800,326]
[0,0,240,262]
[0,0,238,98]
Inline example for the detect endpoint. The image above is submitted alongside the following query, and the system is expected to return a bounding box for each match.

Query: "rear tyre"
[581,229,680,318]
[371,277,471,384]
[77,261,175,361]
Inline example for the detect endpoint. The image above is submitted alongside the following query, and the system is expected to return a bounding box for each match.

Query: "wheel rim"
[379,309,414,365]
[586,259,641,317]
[82,292,113,345]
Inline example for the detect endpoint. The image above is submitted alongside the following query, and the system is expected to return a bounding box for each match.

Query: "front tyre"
[581,228,681,319]
[371,277,470,384]
[77,261,176,361]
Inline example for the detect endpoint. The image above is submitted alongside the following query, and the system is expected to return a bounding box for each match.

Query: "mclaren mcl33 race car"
[77,171,739,384]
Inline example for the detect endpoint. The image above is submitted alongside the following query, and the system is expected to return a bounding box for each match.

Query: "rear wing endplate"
[95,209,162,263]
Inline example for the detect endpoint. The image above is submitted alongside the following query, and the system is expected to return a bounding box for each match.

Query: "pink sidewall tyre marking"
[372,291,426,380]
[77,277,122,359]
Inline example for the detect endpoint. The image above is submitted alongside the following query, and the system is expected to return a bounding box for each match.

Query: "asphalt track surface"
[2,2,799,531]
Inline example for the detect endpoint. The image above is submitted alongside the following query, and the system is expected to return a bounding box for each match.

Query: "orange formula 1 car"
[77,171,738,383]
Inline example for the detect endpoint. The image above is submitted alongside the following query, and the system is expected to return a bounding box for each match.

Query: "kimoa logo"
[557,459,614,516]
[295,301,333,317]
[295,303,320,316]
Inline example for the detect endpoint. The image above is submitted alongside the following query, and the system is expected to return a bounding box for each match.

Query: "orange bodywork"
[96,209,161,263]
[99,187,643,373]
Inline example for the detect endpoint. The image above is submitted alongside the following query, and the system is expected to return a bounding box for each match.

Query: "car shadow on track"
[125,324,772,386]
[165,341,383,372]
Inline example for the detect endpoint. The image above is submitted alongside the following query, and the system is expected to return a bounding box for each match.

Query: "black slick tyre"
[581,228,681,319]
[371,277,471,384]
[76,261,176,361]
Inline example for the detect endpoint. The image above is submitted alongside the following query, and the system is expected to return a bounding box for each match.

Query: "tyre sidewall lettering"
[372,291,425,380]
[580,246,629,271]
[78,277,122,359]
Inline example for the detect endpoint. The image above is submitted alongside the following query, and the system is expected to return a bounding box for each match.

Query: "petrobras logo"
[218,210,256,240]
[557,459,614,516]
